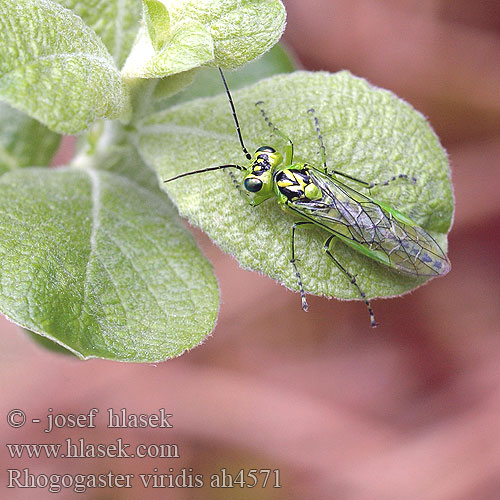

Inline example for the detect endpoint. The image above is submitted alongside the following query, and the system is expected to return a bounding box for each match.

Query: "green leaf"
[0,167,218,362]
[212,43,296,91]
[137,43,295,118]
[73,121,165,193]
[123,20,214,79]
[122,0,286,79]
[143,0,171,51]
[152,69,200,101]
[58,0,142,68]
[0,102,61,175]
[137,71,453,301]
[0,0,129,134]
[156,43,296,107]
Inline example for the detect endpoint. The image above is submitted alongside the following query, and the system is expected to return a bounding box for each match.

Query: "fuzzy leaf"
[0,167,218,362]
[143,0,171,51]
[122,0,286,78]
[0,102,61,175]
[130,43,295,122]
[152,69,199,101]
[58,0,142,68]
[73,121,165,193]
[0,0,129,134]
[138,71,453,301]
[122,20,214,79]
[156,43,296,107]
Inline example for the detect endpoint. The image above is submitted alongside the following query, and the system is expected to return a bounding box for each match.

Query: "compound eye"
[244,177,263,193]
[255,146,276,154]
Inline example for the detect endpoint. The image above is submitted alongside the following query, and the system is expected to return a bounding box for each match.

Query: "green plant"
[0,0,452,362]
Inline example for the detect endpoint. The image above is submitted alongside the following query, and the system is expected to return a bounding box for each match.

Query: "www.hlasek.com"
[5,407,281,492]
[6,438,178,459]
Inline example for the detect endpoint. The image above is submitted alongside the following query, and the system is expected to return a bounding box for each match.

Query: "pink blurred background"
[1,1,499,498]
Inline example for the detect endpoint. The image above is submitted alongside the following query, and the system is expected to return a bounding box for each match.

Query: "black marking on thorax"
[275,168,313,201]
[250,154,271,176]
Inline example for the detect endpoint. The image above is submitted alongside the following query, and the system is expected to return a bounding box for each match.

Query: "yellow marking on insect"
[277,178,294,187]
[284,185,303,192]
[289,171,308,190]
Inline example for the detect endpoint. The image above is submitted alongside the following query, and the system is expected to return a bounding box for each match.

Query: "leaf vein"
[78,168,101,335]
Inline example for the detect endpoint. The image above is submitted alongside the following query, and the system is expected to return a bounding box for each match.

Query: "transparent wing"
[288,168,450,277]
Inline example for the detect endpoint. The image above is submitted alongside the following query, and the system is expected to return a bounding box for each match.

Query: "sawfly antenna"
[219,67,252,161]
[164,164,244,183]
